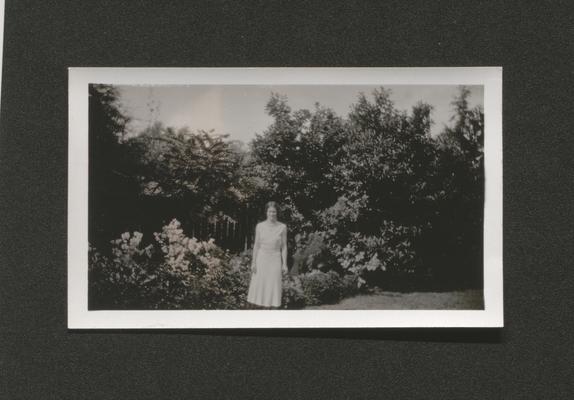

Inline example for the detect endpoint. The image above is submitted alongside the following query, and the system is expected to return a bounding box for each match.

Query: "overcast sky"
[117,85,483,142]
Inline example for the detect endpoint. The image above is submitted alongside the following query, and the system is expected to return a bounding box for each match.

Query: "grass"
[305,289,484,310]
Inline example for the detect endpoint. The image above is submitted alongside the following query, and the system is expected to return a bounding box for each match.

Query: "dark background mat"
[1,1,573,398]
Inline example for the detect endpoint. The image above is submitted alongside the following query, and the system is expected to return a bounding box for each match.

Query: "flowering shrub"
[229,249,254,283]
[292,195,421,288]
[89,232,159,309]
[89,219,247,310]
[293,196,364,276]
[151,219,245,309]
[332,221,420,282]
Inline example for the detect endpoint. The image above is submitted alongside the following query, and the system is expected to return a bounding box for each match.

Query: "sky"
[117,85,483,142]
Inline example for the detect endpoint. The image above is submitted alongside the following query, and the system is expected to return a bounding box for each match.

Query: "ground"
[305,289,484,310]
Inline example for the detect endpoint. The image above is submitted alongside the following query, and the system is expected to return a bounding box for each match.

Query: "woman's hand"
[251,264,257,274]
[281,264,288,274]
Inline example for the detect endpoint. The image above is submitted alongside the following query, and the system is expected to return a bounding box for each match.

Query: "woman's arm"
[251,224,260,273]
[281,224,288,273]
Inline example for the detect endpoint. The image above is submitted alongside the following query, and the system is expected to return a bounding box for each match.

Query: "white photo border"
[68,67,503,329]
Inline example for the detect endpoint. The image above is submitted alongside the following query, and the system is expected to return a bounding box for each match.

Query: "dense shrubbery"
[281,275,308,309]
[258,88,484,288]
[281,271,362,309]
[292,195,421,287]
[89,219,248,309]
[89,220,362,309]
[299,270,359,306]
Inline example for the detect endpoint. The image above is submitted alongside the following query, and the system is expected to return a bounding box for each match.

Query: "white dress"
[247,222,286,307]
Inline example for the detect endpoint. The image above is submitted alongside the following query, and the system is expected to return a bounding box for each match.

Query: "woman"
[247,201,288,309]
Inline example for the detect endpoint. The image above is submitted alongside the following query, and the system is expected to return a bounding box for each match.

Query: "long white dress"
[247,222,285,307]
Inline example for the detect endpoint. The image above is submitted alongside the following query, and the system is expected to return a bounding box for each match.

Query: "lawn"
[305,289,484,310]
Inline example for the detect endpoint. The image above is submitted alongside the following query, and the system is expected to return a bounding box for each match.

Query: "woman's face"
[266,206,277,222]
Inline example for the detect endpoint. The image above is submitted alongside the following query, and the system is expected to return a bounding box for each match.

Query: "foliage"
[428,87,485,285]
[292,230,335,274]
[89,223,363,309]
[229,249,255,286]
[332,223,420,279]
[252,86,483,289]
[298,270,361,306]
[336,89,439,229]
[89,84,485,292]
[88,84,141,249]
[89,86,246,250]
[88,234,157,310]
[281,275,307,309]
[126,123,242,217]
[89,219,248,310]
[280,270,362,309]
[293,195,420,285]
[249,94,348,221]
[252,88,438,282]
[438,86,484,170]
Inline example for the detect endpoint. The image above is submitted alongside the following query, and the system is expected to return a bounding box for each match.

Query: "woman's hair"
[265,201,280,216]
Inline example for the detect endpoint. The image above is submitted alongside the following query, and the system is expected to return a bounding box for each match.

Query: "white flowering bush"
[89,231,159,309]
[89,219,248,309]
[153,219,223,275]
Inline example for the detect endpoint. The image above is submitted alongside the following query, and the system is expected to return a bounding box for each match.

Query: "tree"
[429,86,485,287]
[249,93,347,222]
[89,84,140,250]
[89,86,245,251]
[336,88,439,233]
[251,89,443,280]
[112,122,247,246]
[127,124,241,214]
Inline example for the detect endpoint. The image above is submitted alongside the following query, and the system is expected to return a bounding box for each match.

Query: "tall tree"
[338,88,439,232]
[430,86,485,287]
[249,93,347,222]
[89,84,139,250]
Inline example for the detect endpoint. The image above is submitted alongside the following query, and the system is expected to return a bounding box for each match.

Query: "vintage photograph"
[68,68,502,328]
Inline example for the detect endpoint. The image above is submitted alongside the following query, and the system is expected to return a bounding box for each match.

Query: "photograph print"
[68,68,502,328]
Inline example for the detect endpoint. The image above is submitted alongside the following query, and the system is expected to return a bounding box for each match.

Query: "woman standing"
[247,202,288,309]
